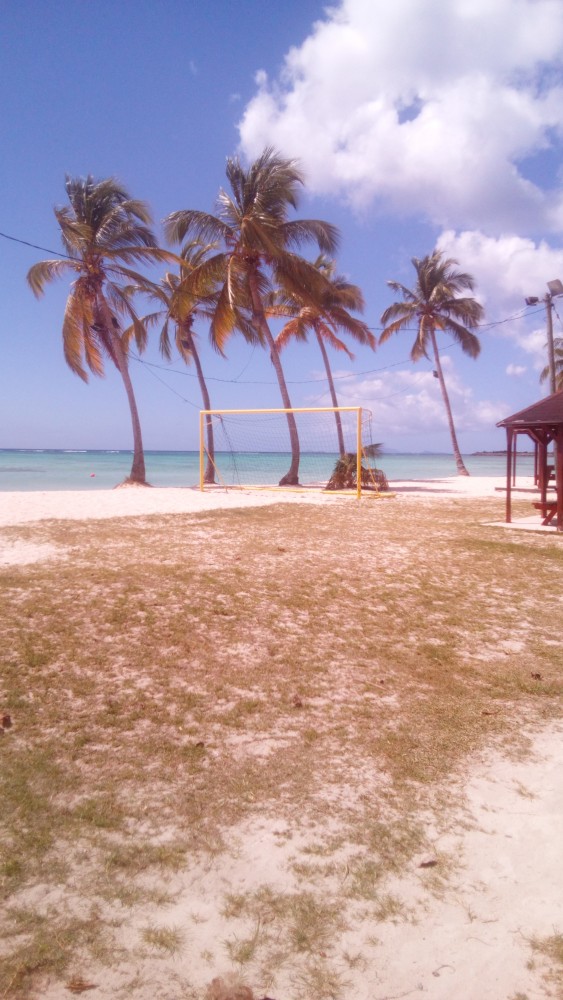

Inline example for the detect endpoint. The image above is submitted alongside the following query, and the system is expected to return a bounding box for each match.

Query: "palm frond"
[440,295,484,327]
[164,210,231,248]
[315,322,354,358]
[27,258,77,296]
[102,245,177,268]
[441,317,481,358]
[386,279,417,302]
[54,209,94,256]
[82,323,104,378]
[61,292,89,381]
[271,253,331,306]
[210,281,238,354]
[364,442,383,458]
[107,285,147,353]
[265,301,297,319]
[226,148,305,219]
[281,219,340,255]
[411,329,431,362]
[325,307,375,347]
[174,252,228,302]
[325,277,365,312]
[276,318,304,350]
[238,215,283,258]
[380,300,417,328]
[159,319,173,361]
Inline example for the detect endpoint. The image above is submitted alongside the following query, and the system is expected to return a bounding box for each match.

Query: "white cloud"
[515,328,550,370]
[307,360,505,438]
[238,0,563,234]
[506,363,526,376]
[436,231,563,307]
[436,230,563,366]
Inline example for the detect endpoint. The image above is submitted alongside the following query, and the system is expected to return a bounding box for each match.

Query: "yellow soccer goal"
[199,406,393,498]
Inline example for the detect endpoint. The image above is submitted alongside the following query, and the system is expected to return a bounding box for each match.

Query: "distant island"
[471,449,535,456]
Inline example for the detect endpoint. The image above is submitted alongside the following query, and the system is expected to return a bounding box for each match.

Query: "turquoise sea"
[0,449,534,491]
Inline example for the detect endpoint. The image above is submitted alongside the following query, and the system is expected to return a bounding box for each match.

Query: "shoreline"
[0,476,532,528]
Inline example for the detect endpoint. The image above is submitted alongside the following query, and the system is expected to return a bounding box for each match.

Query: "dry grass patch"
[526,932,563,998]
[0,496,562,997]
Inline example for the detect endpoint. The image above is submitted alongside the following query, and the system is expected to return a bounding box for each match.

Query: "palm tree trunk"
[112,337,148,485]
[182,326,216,484]
[315,328,346,457]
[98,295,148,485]
[430,329,470,476]
[248,272,300,485]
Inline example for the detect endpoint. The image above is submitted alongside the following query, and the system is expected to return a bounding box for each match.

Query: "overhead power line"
[1,227,546,330]
[130,351,426,386]
[0,230,77,262]
[3,226,552,399]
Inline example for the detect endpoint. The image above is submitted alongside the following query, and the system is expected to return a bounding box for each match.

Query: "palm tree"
[27,175,171,485]
[130,241,257,483]
[164,148,339,485]
[380,251,484,476]
[540,338,563,391]
[268,256,376,456]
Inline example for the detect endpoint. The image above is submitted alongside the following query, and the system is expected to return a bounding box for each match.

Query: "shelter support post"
[505,428,513,523]
[199,411,204,491]
[556,430,563,532]
[539,438,549,503]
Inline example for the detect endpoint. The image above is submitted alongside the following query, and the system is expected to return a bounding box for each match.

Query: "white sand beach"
[0,474,530,528]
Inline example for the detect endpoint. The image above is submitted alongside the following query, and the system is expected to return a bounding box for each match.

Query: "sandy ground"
[0,475,535,529]
[2,476,562,998]
[369,722,563,999]
[36,724,562,1000]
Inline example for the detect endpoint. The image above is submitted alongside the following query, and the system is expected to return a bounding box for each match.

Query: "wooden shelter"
[497,391,563,531]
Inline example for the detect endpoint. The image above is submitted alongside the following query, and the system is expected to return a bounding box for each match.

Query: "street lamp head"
[547,279,563,298]
[525,296,540,306]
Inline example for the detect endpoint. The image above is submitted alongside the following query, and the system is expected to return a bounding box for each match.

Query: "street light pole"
[525,278,563,395]
[545,293,556,394]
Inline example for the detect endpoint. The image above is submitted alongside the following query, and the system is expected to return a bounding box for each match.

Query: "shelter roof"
[497,390,563,428]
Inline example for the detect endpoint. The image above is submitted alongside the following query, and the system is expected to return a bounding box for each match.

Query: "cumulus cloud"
[506,363,527,376]
[436,231,563,307]
[308,360,505,438]
[238,0,563,234]
[436,230,563,364]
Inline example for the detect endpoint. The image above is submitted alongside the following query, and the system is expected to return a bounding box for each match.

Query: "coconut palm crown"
[128,241,257,484]
[27,175,172,484]
[164,147,340,485]
[269,256,376,456]
[380,251,484,476]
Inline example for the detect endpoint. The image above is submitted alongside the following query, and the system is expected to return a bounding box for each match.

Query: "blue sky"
[2,0,563,456]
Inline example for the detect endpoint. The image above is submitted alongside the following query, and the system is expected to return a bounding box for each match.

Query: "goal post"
[199,406,390,498]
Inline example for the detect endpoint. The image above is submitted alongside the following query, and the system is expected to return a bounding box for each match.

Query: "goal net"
[199,407,390,496]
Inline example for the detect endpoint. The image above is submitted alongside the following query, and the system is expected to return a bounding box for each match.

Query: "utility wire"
[131,351,424,385]
[0,230,78,262]
[130,337,464,387]
[2,228,547,330]
[5,225,552,405]
[132,352,200,408]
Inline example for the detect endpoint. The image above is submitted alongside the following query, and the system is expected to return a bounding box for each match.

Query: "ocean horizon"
[0,448,534,492]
